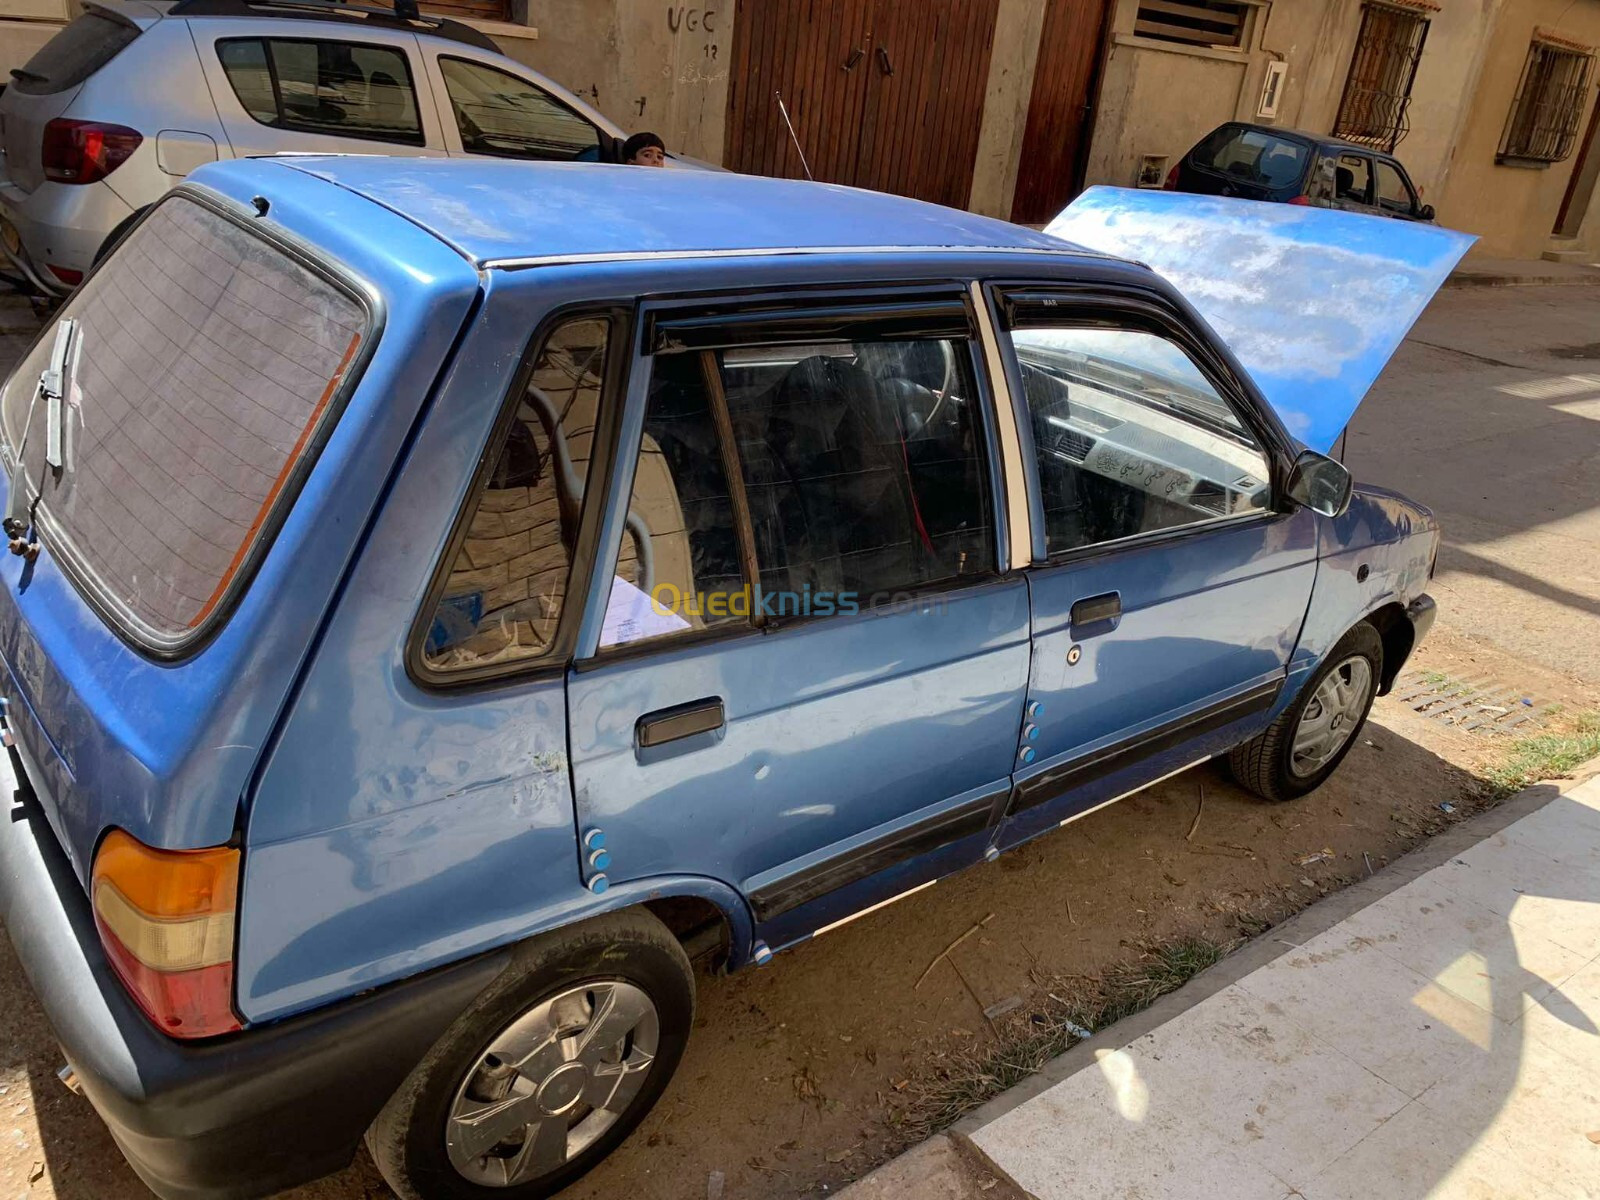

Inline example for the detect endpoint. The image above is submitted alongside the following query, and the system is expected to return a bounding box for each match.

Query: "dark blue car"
[0,160,1461,1199]
[1167,121,1436,223]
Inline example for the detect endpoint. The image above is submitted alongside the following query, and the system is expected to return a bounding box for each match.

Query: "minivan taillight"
[1162,163,1180,190]
[41,119,142,185]
[91,830,242,1038]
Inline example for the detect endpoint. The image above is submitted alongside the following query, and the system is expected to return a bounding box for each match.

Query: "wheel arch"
[1363,600,1413,695]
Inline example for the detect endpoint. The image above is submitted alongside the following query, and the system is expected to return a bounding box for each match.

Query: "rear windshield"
[1191,126,1310,189]
[10,10,141,95]
[0,196,368,651]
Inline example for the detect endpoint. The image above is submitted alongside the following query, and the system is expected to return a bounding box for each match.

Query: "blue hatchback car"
[0,160,1462,1199]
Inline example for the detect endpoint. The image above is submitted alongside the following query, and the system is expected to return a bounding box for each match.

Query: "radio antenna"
[774,91,813,181]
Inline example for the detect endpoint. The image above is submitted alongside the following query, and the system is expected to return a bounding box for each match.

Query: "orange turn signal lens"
[91,830,242,1038]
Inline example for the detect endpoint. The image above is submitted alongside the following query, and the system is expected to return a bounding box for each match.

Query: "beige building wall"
[968,0,1050,218]
[1433,0,1600,259]
[1,0,72,78]
[503,0,728,164]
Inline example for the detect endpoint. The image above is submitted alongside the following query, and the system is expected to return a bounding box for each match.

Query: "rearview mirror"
[1286,448,1353,517]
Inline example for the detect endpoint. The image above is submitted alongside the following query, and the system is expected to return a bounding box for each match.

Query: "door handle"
[636,697,725,749]
[1070,592,1121,629]
[876,45,894,75]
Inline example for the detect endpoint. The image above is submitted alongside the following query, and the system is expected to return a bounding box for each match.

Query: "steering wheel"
[923,339,957,427]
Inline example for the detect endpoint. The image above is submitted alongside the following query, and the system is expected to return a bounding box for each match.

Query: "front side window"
[1009,323,1271,556]
[439,57,600,160]
[0,197,368,647]
[601,330,996,649]
[217,38,424,146]
[422,317,612,673]
[1374,160,1416,212]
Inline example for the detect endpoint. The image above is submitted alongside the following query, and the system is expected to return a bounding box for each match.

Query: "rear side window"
[421,316,613,673]
[0,197,368,650]
[217,38,424,146]
[10,10,141,95]
[1191,126,1309,189]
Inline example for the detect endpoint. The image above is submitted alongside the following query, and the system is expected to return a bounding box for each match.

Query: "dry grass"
[899,936,1234,1139]
[1482,712,1600,798]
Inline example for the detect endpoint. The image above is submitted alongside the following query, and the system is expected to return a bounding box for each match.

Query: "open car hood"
[1046,187,1476,453]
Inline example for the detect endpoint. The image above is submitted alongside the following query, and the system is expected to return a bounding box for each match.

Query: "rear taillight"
[1162,164,1179,190]
[41,118,142,185]
[1287,194,1313,205]
[91,830,242,1038]
[46,264,83,286]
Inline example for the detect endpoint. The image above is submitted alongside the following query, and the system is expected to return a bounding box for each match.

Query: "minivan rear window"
[10,10,140,96]
[0,196,368,651]
[1192,126,1310,189]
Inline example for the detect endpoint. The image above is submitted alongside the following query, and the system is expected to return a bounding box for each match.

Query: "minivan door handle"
[636,697,726,749]
[1070,592,1121,629]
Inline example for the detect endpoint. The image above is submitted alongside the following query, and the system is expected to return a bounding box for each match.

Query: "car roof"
[1213,121,1397,159]
[254,157,1093,267]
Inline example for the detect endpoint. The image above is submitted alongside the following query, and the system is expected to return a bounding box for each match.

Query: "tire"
[1229,622,1383,802]
[366,910,694,1200]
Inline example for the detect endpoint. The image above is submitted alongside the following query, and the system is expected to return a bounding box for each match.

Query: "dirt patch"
[5,621,1590,1200]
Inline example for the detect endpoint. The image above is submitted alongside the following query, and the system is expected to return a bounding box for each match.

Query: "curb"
[1445,270,1600,289]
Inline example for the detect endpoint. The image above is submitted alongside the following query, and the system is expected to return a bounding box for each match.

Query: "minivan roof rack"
[165,0,500,53]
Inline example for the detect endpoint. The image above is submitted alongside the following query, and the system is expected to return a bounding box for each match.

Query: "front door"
[991,289,1318,847]
[567,291,1028,949]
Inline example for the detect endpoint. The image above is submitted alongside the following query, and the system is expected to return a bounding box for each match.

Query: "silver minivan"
[0,0,635,296]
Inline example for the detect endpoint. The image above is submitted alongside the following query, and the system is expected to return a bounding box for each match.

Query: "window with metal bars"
[1499,39,1595,164]
[1133,0,1250,50]
[1332,3,1430,152]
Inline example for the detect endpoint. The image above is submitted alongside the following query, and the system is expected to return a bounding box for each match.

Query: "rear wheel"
[367,910,694,1200]
[1228,622,1382,802]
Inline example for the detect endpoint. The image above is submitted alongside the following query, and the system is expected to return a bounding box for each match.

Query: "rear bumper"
[0,172,132,295]
[0,745,509,1200]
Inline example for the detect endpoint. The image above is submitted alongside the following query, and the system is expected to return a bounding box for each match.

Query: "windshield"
[1192,126,1310,189]
[0,196,368,651]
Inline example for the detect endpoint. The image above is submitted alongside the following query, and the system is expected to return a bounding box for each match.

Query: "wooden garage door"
[1010,0,1110,224]
[724,0,999,209]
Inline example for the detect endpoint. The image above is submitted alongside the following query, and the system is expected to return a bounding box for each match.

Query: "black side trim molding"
[749,789,998,922]
[1010,679,1282,817]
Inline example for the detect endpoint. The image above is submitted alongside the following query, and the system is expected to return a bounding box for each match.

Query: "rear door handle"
[1070,591,1121,629]
[636,697,725,749]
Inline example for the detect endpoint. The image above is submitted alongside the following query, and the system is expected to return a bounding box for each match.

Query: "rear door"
[990,287,1317,848]
[564,290,1029,948]
[190,20,448,158]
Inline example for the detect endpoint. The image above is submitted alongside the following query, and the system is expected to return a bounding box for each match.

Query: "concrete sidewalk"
[843,770,1600,1200]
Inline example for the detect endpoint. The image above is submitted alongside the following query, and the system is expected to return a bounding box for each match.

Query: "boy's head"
[623,131,666,167]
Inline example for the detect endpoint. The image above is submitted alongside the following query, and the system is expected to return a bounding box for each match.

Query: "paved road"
[1352,285,1600,685]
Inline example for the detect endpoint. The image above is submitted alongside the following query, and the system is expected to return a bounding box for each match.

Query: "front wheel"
[1229,622,1383,802]
[367,910,694,1200]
